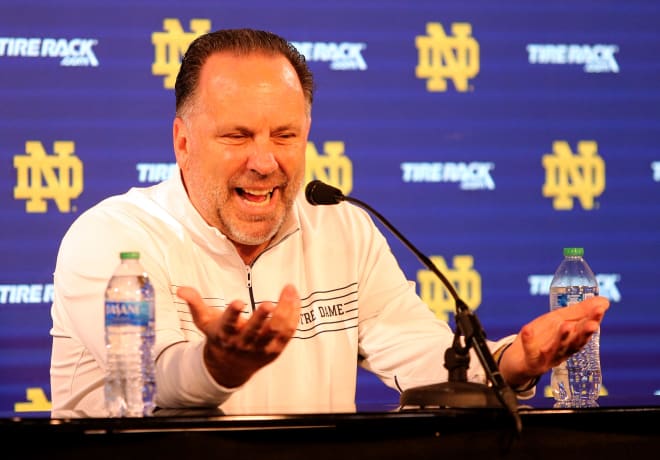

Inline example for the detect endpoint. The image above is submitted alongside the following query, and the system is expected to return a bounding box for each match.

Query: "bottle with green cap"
[104,251,156,417]
[549,247,601,407]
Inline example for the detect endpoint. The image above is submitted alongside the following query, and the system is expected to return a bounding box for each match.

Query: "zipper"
[243,225,300,313]
[246,266,256,312]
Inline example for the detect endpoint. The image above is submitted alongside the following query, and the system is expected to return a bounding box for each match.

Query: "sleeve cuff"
[493,341,541,394]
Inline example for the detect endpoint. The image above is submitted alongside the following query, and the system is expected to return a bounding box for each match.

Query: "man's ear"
[173,117,189,169]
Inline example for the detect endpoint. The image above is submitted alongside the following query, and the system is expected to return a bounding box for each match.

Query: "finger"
[177,286,246,341]
[254,285,300,350]
[582,319,601,335]
[556,317,600,359]
[557,323,583,357]
[581,296,610,320]
[586,295,610,311]
[252,328,278,349]
[238,303,275,346]
[569,317,601,348]
[565,302,604,336]
[219,300,248,337]
[270,284,301,331]
[587,298,609,322]
[541,321,570,356]
[560,296,610,321]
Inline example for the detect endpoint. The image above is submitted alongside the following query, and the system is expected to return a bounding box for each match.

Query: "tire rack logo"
[0,284,54,304]
[527,44,620,73]
[542,140,605,210]
[652,161,660,182]
[290,41,367,71]
[0,37,99,67]
[13,141,84,213]
[415,22,480,92]
[528,274,621,303]
[400,161,495,190]
[417,255,481,322]
[152,18,212,89]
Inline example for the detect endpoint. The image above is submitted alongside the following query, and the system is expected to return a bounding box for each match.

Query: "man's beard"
[216,178,300,246]
[217,181,302,246]
[220,209,287,246]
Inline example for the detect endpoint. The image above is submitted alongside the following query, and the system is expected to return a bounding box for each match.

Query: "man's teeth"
[243,188,273,197]
[241,188,273,205]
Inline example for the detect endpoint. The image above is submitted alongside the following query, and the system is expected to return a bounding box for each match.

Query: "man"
[50,29,609,418]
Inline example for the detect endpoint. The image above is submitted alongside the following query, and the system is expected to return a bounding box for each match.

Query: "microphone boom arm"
[305,180,521,433]
[345,195,519,422]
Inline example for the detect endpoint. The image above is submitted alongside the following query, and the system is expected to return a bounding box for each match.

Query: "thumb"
[177,286,218,334]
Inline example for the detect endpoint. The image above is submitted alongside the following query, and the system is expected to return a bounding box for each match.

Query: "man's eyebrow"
[220,125,253,135]
[272,124,300,133]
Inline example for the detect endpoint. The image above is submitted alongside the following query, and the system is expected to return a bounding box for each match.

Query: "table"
[2,405,658,459]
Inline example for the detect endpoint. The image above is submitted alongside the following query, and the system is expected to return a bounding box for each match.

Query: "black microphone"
[305,179,344,205]
[305,180,522,434]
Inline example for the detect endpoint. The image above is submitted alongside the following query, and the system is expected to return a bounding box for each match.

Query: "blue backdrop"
[1,0,659,416]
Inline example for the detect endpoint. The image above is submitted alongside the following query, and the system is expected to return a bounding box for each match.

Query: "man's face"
[173,52,311,255]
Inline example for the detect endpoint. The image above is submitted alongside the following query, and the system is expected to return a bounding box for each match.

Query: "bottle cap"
[119,251,140,260]
[563,247,584,257]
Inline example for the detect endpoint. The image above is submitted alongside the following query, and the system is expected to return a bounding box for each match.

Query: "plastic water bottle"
[104,251,156,417]
[549,247,601,408]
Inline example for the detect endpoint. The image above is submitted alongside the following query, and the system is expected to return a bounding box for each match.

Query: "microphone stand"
[336,191,522,434]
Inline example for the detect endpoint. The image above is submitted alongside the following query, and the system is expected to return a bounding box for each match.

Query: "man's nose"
[246,143,278,175]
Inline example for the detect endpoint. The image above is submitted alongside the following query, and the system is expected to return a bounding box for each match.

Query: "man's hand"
[499,296,610,388]
[177,284,301,388]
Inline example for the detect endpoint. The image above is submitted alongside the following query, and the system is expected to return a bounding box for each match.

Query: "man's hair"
[175,28,315,116]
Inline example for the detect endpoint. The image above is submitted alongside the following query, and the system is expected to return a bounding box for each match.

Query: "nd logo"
[14,140,83,213]
[542,140,606,210]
